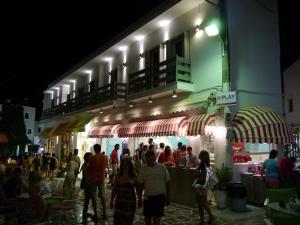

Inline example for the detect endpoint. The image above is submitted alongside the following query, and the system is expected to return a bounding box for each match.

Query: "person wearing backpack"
[193,150,214,225]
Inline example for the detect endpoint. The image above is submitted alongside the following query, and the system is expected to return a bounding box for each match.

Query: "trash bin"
[226,182,247,212]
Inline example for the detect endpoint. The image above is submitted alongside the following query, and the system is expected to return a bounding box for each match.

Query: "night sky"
[0,0,299,119]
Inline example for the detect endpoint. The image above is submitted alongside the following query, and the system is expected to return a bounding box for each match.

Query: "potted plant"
[214,165,233,209]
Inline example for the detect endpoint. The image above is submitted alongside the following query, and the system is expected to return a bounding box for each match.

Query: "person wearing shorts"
[137,150,170,225]
[83,144,108,223]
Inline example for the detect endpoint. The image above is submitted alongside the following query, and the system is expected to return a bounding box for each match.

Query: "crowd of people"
[78,138,213,225]
[261,149,298,189]
[0,139,215,225]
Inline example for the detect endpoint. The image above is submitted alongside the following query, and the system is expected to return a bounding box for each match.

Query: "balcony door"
[110,68,118,99]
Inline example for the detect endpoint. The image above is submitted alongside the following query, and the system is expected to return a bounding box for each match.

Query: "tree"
[0,102,31,155]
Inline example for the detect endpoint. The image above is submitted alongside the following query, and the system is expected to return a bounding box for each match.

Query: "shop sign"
[216,91,237,106]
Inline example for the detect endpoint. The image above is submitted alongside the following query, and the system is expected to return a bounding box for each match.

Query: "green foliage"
[215,165,233,190]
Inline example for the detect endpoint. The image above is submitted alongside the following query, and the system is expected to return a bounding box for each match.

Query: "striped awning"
[88,124,121,138]
[117,117,187,137]
[187,114,215,136]
[232,106,293,144]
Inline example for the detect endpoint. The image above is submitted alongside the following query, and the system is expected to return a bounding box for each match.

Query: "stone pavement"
[63,179,266,225]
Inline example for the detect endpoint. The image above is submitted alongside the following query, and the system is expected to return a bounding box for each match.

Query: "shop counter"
[233,163,252,182]
[166,166,198,208]
[241,172,266,206]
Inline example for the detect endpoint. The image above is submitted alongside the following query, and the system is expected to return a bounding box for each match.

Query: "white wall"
[23,106,36,142]
[226,0,282,112]
[284,59,300,127]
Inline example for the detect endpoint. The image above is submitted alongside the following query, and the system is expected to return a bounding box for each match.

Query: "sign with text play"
[216,91,237,106]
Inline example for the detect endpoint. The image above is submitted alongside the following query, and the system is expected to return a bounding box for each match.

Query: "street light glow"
[205,24,219,36]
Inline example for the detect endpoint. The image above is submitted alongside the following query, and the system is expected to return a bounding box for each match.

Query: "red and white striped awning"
[187,114,215,136]
[117,117,187,137]
[88,124,121,138]
[232,106,293,144]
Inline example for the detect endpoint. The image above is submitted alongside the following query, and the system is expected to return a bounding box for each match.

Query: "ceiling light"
[104,57,113,61]
[172,90,178,98]
[99,110,103,114]
[134,35,145,41]
[118,46,128,51]
[84,70,92,74]
[129,103,134,108]
[158,20,170,27]
[148,97,153,103]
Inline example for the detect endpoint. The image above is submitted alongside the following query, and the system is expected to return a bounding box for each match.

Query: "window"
[38,128,41,133]
[170,34,185,58]
[288,98,293,112]
[27,129,32,134]
[24,112,29,119]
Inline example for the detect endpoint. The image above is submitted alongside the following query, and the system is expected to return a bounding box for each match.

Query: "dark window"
[289,98,293,112]
[38,128,41,133]
[168,34,185,58]
[24,112,29,119]
[174,39,184,57]
[27,129,32,134]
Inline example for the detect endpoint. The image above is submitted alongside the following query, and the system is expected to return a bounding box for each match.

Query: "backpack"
[193,164,215,190]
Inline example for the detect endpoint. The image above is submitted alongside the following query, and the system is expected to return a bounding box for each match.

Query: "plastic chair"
[267,188,297,203]
[272,213,300,225]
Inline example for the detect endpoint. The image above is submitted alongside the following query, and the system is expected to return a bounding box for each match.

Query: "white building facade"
[40,0,291,166]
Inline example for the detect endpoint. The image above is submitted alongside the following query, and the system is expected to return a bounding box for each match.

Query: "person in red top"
[279,151,294,187]
[158,146,175,165]
[173,142,182,165]
[82,144,108,223]
[109,144,119,186]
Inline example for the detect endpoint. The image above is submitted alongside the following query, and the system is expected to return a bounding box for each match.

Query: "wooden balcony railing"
[42,83,127,119]
[128,56,191,95]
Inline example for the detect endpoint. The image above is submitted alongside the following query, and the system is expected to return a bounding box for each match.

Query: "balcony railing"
[128,56,191,95]
[42,83,127,119]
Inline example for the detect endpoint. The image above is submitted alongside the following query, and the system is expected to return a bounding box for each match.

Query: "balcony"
[42,83,127,120]
[128,56,192,98]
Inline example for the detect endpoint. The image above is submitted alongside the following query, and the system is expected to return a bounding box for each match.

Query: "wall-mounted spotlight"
[172,89,178,98]
[148,96,153,103]
[121,62,127,68]
[161,41,167,46]
[99,110,104,114]
[138,52,145,59]
[129,102,134,108]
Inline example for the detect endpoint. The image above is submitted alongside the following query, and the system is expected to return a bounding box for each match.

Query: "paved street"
[65,180,266,225]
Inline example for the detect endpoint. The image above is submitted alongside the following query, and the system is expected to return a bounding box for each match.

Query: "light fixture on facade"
[194,22,219,37]
[161,41,167,46]
[129,102,134,108]
[148,97,153,103]
[118,46,128,51]
[104,57,113,62]
[205,24,219,36]
[99,110,103,114]
[195,24,202,33]
[158,20,170,27]
[121,62,127,68]
[172,90,178,98]
[138,52,145,59]
[134,35,145,41]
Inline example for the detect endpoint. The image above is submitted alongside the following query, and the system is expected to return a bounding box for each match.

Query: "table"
[166,166,198,207]
[241,173,266,205]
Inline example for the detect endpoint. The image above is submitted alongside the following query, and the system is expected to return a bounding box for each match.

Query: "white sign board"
[216,91,237,106]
